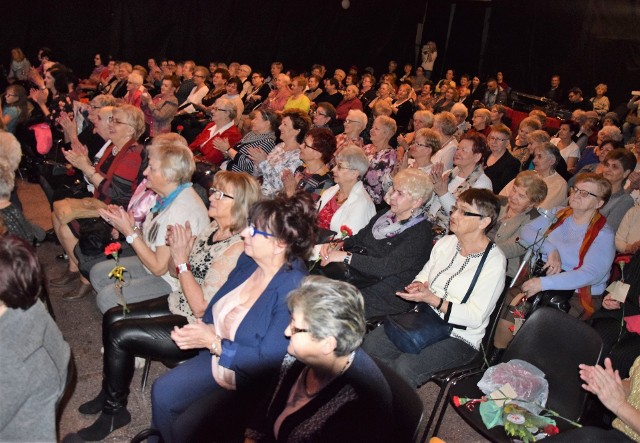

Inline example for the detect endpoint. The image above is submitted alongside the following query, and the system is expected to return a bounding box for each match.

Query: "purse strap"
[460,241,494,304]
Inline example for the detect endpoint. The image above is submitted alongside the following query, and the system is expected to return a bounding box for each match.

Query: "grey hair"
[0,158,15,198]
[91,94,117,108]
[215,97,237,121]
[599,125,623,142]
[147,139,195,184]
[287,276,366,356]
[434,111,457,136]
[450,103,468,119]
[336,145,369,179]
[346,109,367,128]
[0,132,21,171]
[393,168,433,202]
[413,110,435,127]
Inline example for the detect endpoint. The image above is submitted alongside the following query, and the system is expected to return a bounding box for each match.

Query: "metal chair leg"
[141,358,151,391]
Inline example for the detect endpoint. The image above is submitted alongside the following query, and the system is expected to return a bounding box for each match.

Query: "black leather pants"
[102,296,197,413]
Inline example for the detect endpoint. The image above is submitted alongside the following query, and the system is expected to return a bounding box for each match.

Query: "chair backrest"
[502,307,603,420]
[374,358,424,443]
[479,283,510,361]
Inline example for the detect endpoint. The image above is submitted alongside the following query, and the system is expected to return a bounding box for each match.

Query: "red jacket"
[189,122,242,165]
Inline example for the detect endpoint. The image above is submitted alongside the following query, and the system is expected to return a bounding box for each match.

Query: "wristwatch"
[176,263,192,275]
[125,232,139,244]
[343,252,353,265]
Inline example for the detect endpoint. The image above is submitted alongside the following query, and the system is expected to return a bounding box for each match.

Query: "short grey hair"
[287,276,366,356]
[113,104,146,139]
[336,145,369,179]
[393,168,433,203]
[346,109,367,128]
[147,139,195,184]
[374,115,397,140]
[413,110,435,128]
[450,103,469,119]
[91,94,117,108]
[527,130,550,144]
[0,158,15,198]
[434,111,457,136]
[599,125,623,142]
[127,72,143,86]
[0,132,21,171]
[215,97,237,121]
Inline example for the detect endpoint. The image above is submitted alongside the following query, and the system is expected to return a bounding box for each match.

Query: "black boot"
[78,389,107,415]
[77,409,131,441]
[488,347,505,366]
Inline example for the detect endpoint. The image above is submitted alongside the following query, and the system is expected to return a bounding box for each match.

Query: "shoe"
[62,282,94,301]
[77,409,131,441]
[131,428,162,443]
[79,390,107,415]
[50,270,79,287]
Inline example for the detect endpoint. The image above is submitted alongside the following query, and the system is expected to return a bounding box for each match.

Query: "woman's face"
[533,147,555,174]
[208,181,235,220]
[226,82,238,95]
[490,107,501,123]
[603,158,629,186]
[597,142,614,163]
[300,136,321,162]
[460,77,469,87]
[143,154,171,195]
[449,199,485,235]
[345,76,353,86]
[343,112,362,135]
[445,70,454,81]
[518,124,534,142]
[472,77,480,87]
[488,131,509,154]
[212,101,233,125]
[508,184,535,215]
[251,112,270,133]
[378,83,390,97]
[94,54,102,66]
[126,77,140,92]
[240,221,277,261]
[160,79,176,96]
[453,139,481,169]
[409,135,431,160]
[279,116,299,141]
[444,88,455,101]
[94,111,112,139]
[332,159,357,186]
[595,85,606,96]
[569,181,603,213]
[472,112,487,130]
[453,111,466,125]
[313,108,331,127]
[4,89,19,105]
[44,72,55,90]
[558,124,573,140]
[388,183,418,220]
[108,110,135,141]
[193,70,206,86]
[370,119,391,146]
[285,308,321,362]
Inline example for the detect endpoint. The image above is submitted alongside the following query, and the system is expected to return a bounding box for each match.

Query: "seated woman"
[122,72,144,108]
[245,276,393,443]
[51,104,146,300]
[616,206,640,254]
[1,84,29,134]
[175,65,210,115]
[0,236,70,443]
[335,108,367,154]
[573,139,623,181]
[251,108,311,198]
[490,104,511,128]
[141,75,179,137]
[317,145,376,236]
[318,168,434,318]
[91,140,210,313]
[217,109,279,175]
[362,115,398,207]
[600,148,636,231]
[74,171,260,441]
[428,133,493,233]
[397,110,435,154]
[397,127,440,174]
[551,120,581,174]
[432,85,457,114]
[311,102,338,134]
[509,117,543,168]
[29,66,73,141]
[546,357,640,442]
[150,193,317,443]
[578,125,624,171]
[484,123,520,193]
[501,141,568,210]
[451,103,471,141]
[520,173,616,318]
[362,189,506,387]
[469,108,492,137]
[282,127,336,201]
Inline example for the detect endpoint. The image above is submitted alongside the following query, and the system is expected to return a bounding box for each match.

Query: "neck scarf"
[372,208,427,240]
[544,207,607,318]
[151,182,192,215]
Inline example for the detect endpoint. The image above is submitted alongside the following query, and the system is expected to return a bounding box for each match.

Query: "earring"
[411,208,415,215]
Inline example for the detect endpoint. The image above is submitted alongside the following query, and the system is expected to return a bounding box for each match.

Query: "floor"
[17,178,486,443]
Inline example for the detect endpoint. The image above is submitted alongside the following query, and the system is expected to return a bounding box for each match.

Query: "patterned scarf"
[544,207,607,318]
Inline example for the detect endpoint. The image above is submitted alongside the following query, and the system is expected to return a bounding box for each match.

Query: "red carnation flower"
[543,425,560,435]
[104,242,122,256]
[340,225,353,237]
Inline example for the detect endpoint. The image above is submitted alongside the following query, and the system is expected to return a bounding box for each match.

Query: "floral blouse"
[45,92,73,134]
[294,165,334,202]
[167,222,243,323]
[362,145,397,205]
[257,142,303,198]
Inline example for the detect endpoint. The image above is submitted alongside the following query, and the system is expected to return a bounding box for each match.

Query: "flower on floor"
[104,242,129,314]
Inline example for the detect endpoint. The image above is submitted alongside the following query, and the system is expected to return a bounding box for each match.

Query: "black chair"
[419,282,509,442]
[374,358,424,443]
[441,308,604,441]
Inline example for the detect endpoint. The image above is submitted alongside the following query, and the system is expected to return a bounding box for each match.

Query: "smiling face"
[388,183,419,220]
[279,116,299,141]
[313,108,331,127]
[453,139,481,169]
[143,153,172,196]
[44,72,55,89]
[208,180,235,220]
[603,158,630,187]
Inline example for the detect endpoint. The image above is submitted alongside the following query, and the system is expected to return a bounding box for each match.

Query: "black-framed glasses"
[208,187,235,200]
[302,141,321,152]
[571,186,599,199]
[488,135,509,143]
[314,111,328,117]
[450,204,484,218]
[247,222,275,238]
[289,317,309,335]
[193,74,206,79]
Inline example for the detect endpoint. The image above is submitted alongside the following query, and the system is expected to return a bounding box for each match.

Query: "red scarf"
[544,207,607,318]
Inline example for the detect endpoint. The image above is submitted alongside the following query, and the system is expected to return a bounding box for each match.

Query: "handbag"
[383,241,493,354]
[309,244,383,289]
[53,197,108,224]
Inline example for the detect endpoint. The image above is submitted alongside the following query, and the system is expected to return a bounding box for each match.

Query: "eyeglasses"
[488,136,509,142]
[108,117,133,127]
[344,119,360,125]
[571,186,599,199]
[289,317,309,335]
[335,163,358,171]
[411,142,430,148]
[247,222,275,238]
[208,187,235,200]
[449,204,484,218]
[193,74,206,79]
[211,106,232,113]
[314,111,328,118]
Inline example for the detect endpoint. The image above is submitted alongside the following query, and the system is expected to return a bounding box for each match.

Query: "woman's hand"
[397,134,409,150]
[28,67,44,88]
[171,320,218,350]
[57,112,78,140]
[247,146,268,164]
[543,249,562,275]
[430,162,448,197]
[141,91,152,104]
[602,294,622,310]
[319,242,347,266]
[580,358,628,415]
[98,205,136,236]
[29,87,48,105]
[521,277,542,299]
[166,221,195,265]
[213,137,230,153]
[62,139,92,172]
[281,169,298,197]
[396,280,438,304]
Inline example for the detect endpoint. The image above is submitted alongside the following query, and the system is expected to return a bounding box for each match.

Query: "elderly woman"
[451,102,471,140]
[520,173,616,318]
[575,128,624,173]
[510,117,543,167]
[362,115,398,206]
[150,193,317,442]
[590,83,610,118]
[319,168,434,318]
[75,172,260,441]
[397,109,435,155]
[335,108,366,154]
[51,105,146,300]
[551,120,581,174]
[398,127,440,173]
[433,85,457,114]
[599,148,636,231]
[188,97,242,167]
[216,109,279,175]
[245,277,393,443]
[176,65,210,115]
[317,146,376,236]
[363,189,506,387]
[0,236,70,442]
[470,108,492,137]
[251,108,311,198]
[367,82,394,114]
[91,140,209,313]
[489,104,510,127]
[123,72,144,108]
[262,73,292,113]
[429,133,493,232]
[282,127,336,200]
[312,102,338,133]
[502,141,568,210]
[141,75,179,137]
[431,111,459,169]
[484,123,520,193]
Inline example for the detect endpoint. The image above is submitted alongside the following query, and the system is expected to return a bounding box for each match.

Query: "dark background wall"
[3,0,640,107]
